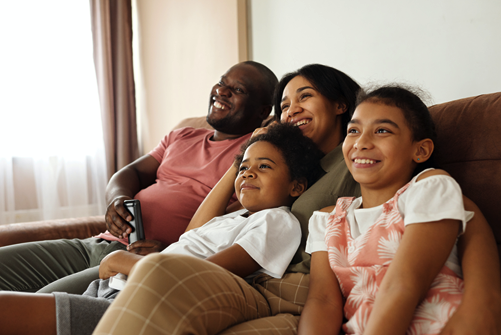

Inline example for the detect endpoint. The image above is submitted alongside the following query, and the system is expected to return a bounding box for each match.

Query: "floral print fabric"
[325,181,463,335]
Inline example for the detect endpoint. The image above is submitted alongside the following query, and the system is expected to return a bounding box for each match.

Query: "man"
[0,61,278,294]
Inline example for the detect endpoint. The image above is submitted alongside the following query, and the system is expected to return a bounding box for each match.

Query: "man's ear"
[413,138,434,163]
[290,178,307,198]
[260,105,273,120]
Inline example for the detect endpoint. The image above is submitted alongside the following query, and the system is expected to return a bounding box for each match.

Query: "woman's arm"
[364,218,461,335]
[185,165,238,231]
[298,251,343,335]
[439,196,501,335]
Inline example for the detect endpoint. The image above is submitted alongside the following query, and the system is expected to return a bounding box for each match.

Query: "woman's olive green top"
[287,143,361,274]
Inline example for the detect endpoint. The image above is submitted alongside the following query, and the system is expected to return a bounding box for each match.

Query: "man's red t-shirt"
[97,127,251,246]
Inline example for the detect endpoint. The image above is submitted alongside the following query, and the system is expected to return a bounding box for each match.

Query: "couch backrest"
[429,92,501,262]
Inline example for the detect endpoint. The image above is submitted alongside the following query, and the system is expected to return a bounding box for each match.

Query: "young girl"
[0,123,324,335]
[300,85,471,335]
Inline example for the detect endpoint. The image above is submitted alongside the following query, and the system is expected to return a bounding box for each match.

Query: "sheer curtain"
[0,1,108,224]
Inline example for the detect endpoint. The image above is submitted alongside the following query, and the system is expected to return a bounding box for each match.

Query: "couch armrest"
[0,216,106,247]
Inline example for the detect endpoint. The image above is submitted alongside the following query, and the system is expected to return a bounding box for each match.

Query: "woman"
[91,64,500,335]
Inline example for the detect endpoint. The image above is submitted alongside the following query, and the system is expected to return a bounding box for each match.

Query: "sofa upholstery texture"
[1,93,500,269]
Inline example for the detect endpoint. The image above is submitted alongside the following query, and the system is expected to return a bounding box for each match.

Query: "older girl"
[301,85,478,334]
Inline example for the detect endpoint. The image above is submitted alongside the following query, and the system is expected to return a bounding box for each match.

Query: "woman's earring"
[417,158,420,161]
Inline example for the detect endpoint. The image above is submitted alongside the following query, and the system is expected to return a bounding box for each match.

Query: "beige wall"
[249,0,501,105]
[133,0,248,154]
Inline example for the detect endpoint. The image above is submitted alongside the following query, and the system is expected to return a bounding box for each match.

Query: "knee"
[130,254,218,280]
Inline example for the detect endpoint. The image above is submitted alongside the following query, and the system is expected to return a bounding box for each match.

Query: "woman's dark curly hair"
[235,123,324,192]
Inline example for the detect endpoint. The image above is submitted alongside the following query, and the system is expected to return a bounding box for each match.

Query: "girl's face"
[235,141,302,215]
[280,76,345,154]
[343,102,419,196]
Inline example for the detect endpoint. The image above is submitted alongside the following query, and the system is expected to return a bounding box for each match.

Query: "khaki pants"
[93,254,310,335]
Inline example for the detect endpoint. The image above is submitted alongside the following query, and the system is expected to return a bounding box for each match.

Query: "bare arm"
[206,244,261,278]
[105,155,159,238]
[98,250,145,279]
[185,164,238,231]
[364,218,460,335]
[298,251,343,335]
[439,196,501,335]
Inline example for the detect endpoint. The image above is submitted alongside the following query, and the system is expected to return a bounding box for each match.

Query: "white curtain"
[0,1,108,224]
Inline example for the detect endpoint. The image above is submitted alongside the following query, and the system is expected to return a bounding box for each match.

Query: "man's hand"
[105,196,134,239]
[127,240,167,255]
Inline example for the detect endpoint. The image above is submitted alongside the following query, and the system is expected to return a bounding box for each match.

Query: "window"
[0,1,107,224]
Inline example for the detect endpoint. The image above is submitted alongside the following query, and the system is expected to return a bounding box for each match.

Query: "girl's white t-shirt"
[306,172,474,277]
[162,206,301,279]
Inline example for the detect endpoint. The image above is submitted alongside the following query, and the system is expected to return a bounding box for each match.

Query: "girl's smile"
[343,101,420,203]
[235,141,300,214]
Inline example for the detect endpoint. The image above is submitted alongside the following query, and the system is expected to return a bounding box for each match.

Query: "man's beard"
[206,113,241,135]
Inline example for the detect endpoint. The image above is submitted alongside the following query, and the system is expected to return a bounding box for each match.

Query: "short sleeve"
[148,128,197,163]
[305,210,333,254]
[401,175,470,234]
[235,208,301,278]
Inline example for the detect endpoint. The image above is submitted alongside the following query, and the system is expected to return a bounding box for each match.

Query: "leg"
[37,266,100,294]
[93,254,271,335]
[0,239,93,292]
[0,291,56,334]
[216,273,310,335]
[218,314,299,335]
[0,238,125,293]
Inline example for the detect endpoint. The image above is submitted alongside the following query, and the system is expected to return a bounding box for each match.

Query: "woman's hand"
[127,239,166,255]
[250,121,278,139]
[439,298,501,334]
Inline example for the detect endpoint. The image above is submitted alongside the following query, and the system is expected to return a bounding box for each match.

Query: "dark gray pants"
[0,237,126,294]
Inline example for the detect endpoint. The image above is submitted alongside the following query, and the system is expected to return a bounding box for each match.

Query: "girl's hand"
[99,250,125,279]
[99,250,144,279]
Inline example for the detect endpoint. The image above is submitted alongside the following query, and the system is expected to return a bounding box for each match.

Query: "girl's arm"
[206,244,261,278]
[363,218,460,335]
[439,196,501,335]
[298,251,343,335]
[99,250,145,279]
[185,164,238,232]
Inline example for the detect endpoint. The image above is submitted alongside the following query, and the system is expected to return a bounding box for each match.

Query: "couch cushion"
[429,92,501,259]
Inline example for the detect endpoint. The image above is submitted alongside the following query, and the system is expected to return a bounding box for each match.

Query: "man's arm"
[105,155,159,238]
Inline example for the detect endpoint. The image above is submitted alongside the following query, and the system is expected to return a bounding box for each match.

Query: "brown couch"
[1,93,500,267]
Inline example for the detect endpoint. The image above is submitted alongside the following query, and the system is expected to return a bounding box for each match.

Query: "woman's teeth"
[294,119,310,126]
[354,159,376,164]
[214,101,226,110]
